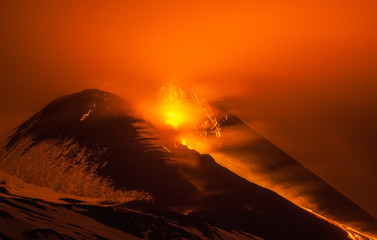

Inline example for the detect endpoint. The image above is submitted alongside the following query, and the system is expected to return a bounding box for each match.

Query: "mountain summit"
[0,89,375,240]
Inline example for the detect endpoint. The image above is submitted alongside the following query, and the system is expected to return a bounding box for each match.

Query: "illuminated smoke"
[141,84,377,239]
[159,83,221,138]
[142,83,221,145]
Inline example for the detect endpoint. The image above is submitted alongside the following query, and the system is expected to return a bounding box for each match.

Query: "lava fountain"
[140,83,222,151]
[140,83,377,240]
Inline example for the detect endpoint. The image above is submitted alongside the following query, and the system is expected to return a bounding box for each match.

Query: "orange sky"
[1,0,377,216]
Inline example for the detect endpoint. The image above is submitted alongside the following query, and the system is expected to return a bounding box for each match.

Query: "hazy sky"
[1,1,377,217]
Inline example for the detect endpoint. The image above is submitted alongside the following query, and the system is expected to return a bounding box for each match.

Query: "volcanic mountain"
[0,89,375,240]
[206,105,377,236]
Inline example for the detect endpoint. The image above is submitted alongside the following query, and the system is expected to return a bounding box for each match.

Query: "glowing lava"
[158,84,195,129]
[303,208,377,240]
[144,84,377,240]
[157,83,221,137]
[159,85,197,129]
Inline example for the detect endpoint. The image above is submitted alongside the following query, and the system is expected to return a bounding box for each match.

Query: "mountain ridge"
[0,89,374,240]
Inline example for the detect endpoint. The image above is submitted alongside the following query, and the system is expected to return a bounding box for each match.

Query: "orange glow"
[303,208,377,240]
[2,0,377,229]
[163,104,190,129]
[145,83,221,138]
[158,84,198,129]
[180,137,198,150]
[80,109,92,121]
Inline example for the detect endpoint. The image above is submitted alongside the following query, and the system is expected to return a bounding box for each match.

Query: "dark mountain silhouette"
[0,89,374,240]
[208,109,377,236]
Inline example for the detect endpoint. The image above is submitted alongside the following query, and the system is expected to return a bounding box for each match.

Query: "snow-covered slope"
[0,89,374,240]
[0,171,263,240]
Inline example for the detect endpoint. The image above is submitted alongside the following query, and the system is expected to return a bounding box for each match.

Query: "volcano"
[0,89,375,240]
[206,106,377,235]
